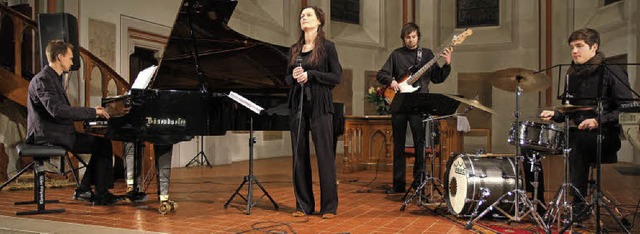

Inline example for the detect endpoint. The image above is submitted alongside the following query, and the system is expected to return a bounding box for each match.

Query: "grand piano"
[86,0,344,202]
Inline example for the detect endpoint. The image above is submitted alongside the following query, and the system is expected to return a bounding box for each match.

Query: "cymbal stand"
[543,114,585,230]
[527,151,547,214]
[401,107,472,211]
[400,115,444,211]
[559,91,631,233]
[465,76,548,232]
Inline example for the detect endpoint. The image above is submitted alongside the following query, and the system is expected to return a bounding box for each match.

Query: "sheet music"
[228,91,264,114]
[131,65,157,90]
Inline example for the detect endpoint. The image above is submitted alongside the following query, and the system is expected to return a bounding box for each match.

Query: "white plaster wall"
[78,0,181,74]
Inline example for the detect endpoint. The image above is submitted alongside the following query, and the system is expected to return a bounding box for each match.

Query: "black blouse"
[285,40,342,117]
[552,64,632,128]
[376,46,451,93]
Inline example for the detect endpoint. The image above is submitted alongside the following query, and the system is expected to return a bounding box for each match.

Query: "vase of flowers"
[365,86,390,115]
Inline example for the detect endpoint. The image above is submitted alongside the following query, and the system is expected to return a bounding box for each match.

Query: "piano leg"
[155,144,177,215]
[159,200,178,215]
[123,142,148,203]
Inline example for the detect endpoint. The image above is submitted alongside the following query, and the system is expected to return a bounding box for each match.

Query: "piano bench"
[12,143,66,215]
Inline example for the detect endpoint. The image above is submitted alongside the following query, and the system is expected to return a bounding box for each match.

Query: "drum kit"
[405,67,604,232]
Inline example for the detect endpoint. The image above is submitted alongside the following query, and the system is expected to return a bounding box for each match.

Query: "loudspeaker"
[38,13,80,71]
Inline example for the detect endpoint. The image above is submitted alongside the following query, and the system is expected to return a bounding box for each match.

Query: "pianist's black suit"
[27,65,114,199]
[286,40,342,215]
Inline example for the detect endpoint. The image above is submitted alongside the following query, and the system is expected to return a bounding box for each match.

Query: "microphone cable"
[292,56,311,218]
[355,141,385,193]
[240,66,309,234]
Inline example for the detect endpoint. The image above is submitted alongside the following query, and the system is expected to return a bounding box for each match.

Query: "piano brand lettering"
[145,117,186,127]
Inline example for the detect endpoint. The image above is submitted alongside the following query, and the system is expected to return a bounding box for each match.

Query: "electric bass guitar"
[383,29,473,104]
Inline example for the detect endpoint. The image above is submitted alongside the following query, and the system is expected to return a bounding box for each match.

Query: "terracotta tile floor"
[0,155,638,233]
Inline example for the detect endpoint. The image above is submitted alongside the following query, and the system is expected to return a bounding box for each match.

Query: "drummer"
[539,28,631,222]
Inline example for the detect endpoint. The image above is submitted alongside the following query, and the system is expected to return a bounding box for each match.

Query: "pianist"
[26,40,119,205]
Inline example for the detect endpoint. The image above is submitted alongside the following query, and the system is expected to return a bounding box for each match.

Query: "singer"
[539,28,632,222]
[285,6,342,219]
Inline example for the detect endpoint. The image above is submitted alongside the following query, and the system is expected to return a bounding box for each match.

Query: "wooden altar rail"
[342,115,464,179]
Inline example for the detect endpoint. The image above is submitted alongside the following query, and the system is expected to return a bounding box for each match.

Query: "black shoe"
[411,180,422,189]
[73,189,93,203]
[124,191,148,203]
[93,192,118,206]
[572,203,590,223]
[535,205,547,219]
[385,188,406,194]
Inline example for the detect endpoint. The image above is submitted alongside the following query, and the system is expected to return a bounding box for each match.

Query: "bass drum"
[444,153,518,216]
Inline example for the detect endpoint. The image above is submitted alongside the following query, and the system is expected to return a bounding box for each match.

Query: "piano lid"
[150,0,290,93]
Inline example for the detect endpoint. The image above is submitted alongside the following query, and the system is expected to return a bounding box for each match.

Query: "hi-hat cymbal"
[443,94,498,115]
[491,68,550,93]
[554,104,594,113]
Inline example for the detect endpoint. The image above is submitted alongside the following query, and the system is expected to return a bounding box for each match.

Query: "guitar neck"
[407,45,451,85]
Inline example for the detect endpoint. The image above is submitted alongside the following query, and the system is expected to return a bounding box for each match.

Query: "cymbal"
[554,104,593,113]
[443,94,498,115]
[491,68,550,93]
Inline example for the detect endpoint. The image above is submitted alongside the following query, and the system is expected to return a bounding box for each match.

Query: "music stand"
[223,92,278,215]
[391,93,460,211]
[184,1,212,169]
[185,136,212,168]
[390,93,461,116]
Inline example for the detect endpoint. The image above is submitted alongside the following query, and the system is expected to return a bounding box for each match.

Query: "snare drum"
[444,153,517,216]
[508,121,564,153]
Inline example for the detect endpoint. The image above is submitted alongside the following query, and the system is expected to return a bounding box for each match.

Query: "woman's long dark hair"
[289,6,326,67]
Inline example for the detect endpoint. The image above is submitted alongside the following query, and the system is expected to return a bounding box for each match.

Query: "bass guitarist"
[376,22,453,194]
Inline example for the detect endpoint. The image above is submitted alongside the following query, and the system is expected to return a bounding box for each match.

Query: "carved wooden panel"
[343,116,463,179]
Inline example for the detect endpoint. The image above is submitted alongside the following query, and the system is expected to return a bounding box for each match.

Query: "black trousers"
[70,133,113,195]
[569,128,620,203]
[291,102,338,215]
[391,113,426,191]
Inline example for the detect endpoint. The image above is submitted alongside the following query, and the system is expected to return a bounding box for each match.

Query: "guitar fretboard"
[406,45,452,85]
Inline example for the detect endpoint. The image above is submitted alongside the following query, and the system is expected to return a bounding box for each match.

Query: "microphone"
[561,74,573,105]
[295,56,303,87]
[296,56,303,68]
[295,55,312,101]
